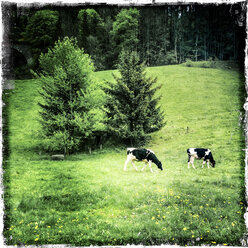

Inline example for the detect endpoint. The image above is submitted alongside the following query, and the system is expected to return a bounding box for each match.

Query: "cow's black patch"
[194,148,208,159]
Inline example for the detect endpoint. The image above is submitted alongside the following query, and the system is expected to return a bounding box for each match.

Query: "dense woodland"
[5,3,246,78]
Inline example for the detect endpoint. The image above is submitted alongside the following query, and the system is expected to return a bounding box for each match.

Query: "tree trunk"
[204,36,207,61]
[174,34,178,63]
[195,34,198,62]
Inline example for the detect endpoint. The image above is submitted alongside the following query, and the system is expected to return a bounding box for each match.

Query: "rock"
[51,154,65,161]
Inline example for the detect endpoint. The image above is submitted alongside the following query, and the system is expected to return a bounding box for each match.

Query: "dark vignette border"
[1,0,247,247]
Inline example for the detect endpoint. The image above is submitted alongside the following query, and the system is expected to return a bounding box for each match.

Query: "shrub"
[165,50,177,65]
[208,57,218,68]
[200,61,210,68]
[185,59,193,67]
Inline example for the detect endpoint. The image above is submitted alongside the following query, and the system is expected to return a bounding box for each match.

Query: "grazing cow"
[124,148,163,173]
[187,148,215,169]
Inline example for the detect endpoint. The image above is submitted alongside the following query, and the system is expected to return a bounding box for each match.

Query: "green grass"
[3,62,247,246]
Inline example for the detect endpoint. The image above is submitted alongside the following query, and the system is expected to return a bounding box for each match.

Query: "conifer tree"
[35,37,105,154]
[111,8,139,65]
[104,50,164,146]
[77,9,105,69]
[111,8,139,52]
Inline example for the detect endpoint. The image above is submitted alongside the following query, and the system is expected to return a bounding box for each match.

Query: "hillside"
[3,63,247,246]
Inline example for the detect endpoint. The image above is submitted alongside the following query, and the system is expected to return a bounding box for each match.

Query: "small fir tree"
[35,37,105,154]
[104,50,164,146]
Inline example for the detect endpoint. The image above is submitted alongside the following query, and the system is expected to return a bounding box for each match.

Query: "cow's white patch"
[188,148,198,159]
[188,156,196,169]
[124,154,138,171]
[189,148,195,154]
[147,149,155,154]
[205,149,211,156]
[127,148,136,152]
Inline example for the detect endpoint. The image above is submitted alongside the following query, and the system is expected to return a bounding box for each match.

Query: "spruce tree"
[105,50,164,146]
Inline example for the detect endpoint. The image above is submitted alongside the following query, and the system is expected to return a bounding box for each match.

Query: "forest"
[4,2,246,79]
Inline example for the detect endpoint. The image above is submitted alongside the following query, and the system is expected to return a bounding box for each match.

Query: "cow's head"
[157,161,163,171]
[211,160,216,168]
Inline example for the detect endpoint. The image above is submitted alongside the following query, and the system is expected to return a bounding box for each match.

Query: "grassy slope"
[3,63,246,246]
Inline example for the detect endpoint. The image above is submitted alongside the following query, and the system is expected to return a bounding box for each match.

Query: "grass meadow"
[3,62,247,246]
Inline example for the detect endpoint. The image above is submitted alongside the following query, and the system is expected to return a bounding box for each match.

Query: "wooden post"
[88,147,92,154]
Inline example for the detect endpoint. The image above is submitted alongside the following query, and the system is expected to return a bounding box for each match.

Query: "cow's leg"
[188,155,191,169]
[190,157,195,169]
[202,160,206,168]
[207,160,210,169]
[131,160,138,171]
[124,155,131,171]
[141,162,148,171]
[148,161,154,173]
[124,158,129,171]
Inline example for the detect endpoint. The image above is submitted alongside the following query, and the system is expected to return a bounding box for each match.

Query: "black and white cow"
[124,148,163,173]
[187,148,215,169]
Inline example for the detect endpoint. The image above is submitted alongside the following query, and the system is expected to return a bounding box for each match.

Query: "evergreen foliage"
[100,16,116,69]
[22,10,59,66]
[9,4,245,78]
[104,50,164,146]
[77,9,103,45]
[35,37,105,154]
[111,8,139,58]
[138,7,173,66]
[77,9,105,70]
[23,9,59,48]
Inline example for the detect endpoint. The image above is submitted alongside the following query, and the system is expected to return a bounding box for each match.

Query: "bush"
[200,61,210,68]
[185,59,193,67]
[208,57,218,68]
[184,58,221,69]
[165,50,177,65]
[155,50,177,66]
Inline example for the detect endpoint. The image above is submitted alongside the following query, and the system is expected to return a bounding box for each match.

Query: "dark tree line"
[7,3,246,78]
[138,5,245,65]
